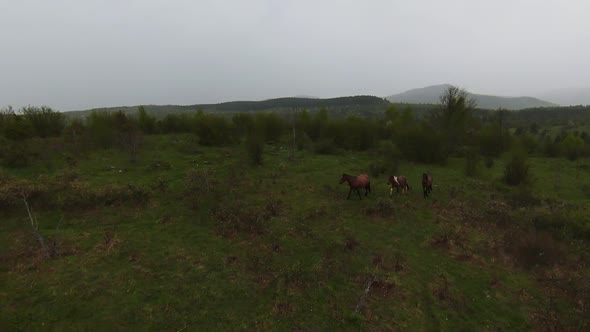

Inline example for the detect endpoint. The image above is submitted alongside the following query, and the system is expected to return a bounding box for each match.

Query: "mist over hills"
[386,84,558,110]
[535,88,590,106]
[63,84,578,118]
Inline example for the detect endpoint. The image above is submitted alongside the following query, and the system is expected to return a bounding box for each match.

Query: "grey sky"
[1,0,589,111]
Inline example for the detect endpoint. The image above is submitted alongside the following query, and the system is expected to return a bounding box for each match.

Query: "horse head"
[339,173,349,184]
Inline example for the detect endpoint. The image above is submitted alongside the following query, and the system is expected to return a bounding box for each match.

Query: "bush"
[0,141,30,168]
[295,131,313,151]
[314,138,338,155]
[503,148,531,186]
[478,124,510,158]
[192,112,235,146]
[21,106,65,138]
[368,162,387,178]
[245,134,264,165]
[255,113,284,142]
[212,200,271,237]
[397,122,446,164]
[138,106,157,134]
[377,140,401,173]
[561,133,585,160]
[542,140,561,158]
[464,148,480,177]
[85,111,119,148]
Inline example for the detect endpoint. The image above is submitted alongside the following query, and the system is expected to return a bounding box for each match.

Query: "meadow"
[1,133,589,331]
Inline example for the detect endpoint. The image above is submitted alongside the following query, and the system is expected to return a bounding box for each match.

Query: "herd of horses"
[339,172,433,200]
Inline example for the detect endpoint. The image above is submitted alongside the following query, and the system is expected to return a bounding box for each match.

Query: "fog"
[1,0,589,110]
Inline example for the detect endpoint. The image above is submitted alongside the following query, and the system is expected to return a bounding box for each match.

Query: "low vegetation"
[1,87,590,330]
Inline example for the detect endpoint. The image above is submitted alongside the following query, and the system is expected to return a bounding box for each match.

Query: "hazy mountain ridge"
[65,96,390,118]
[386,84,558,110]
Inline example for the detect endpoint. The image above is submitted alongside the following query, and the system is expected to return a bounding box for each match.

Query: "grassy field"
[1,134,589,330]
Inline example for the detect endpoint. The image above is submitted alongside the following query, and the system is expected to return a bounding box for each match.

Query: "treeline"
[2,90,589,170]
[504,105,590,127]
[66,95,390,119]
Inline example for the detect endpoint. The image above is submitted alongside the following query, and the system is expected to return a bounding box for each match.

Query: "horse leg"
[357,189,362,200]
[347,188,352,200]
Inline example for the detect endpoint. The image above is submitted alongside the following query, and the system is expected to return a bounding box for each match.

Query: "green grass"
[1,134,589,330]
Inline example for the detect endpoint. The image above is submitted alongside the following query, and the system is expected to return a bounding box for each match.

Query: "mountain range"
[385,84,558,110]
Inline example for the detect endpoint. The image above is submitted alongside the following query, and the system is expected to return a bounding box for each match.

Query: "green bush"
[0,141,30,168]
[503,147,531,186]
[464,148,480,177]
[192,112,235,146]
[368,162,387,178]
[397,122,446,164]
[314,138,338,155]
[542,140,561,158]
[561,133,584,160]
[21,106,65,138]
[86,111,119,148]
[245,134,264,165]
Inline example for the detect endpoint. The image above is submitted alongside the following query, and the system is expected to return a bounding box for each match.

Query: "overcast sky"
[1,0,589,111]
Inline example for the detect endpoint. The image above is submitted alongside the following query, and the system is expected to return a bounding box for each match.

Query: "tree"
[137,105,156,134]
[430,85,478,152]
[561,133,584,160]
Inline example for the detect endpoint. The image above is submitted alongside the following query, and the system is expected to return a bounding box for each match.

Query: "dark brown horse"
[422,173,433,198]
[387,175,410,195]
[339,173,371,200]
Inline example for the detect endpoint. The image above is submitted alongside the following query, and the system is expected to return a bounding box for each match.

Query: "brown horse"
[422,173,433,198]
[387,175,410,195]
[339,173,371,200]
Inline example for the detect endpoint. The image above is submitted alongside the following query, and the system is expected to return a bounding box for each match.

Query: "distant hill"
[535,88,590,106]
[386,84,557,110]
[65,96,390,118]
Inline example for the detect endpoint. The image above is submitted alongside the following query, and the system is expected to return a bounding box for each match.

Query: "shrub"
[85,111,119,148]
[377,140,401,174]
[543,140,561,158]
[0,141,30,168]
[192,112,235,146]
[561,133,584,160]
[397,122,446,164]
[368,162,387,178]
[464,148,480,177]
[212,200,271,237]
[21,106,65,138]
[137,106,156,134]
[295,131,313,151]
[503,147,530,186]
[245,134,264,165]
[314,138,338,155]
[255,113,284,142]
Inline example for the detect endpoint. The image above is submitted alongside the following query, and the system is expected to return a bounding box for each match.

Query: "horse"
[339,173,371,200]
[422,173,433,198]
[387,175,410,195]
